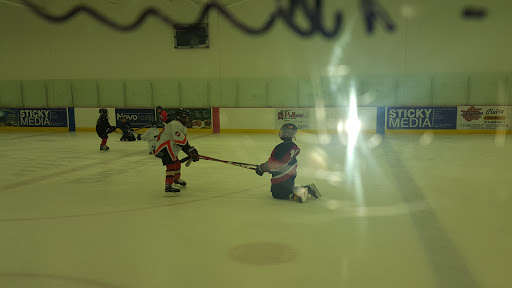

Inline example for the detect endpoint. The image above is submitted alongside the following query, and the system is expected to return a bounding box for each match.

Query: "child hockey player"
[96,108,117,151]
[255,123,321,203]
[156,106,168,128]
[137,121,159,154]
[155,108,199,196]
[118,116,136,141]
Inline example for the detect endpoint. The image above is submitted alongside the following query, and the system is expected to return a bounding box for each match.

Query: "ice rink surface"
[0,131,511,288]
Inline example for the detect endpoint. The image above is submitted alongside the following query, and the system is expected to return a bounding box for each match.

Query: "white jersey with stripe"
[155,120,188,161]
[141,127,160,152]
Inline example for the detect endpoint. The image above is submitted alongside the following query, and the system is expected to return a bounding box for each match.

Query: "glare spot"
[367,134,382,149]
[326,200,342,210]
[319,133,332,145]
[338,133,348,145]
[419,131,434,146]
[328,65,350,76]
[337,121,344,133]
[400,4,416,19]
[345,118,361,136]
[359,92,376,105]
[495,132,506,147]
[310,149,328,168]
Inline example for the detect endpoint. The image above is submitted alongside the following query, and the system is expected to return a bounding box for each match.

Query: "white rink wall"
[219,107,377,132]
[75,108,116,130]
[72,107,377,132]
[219,108,275,130]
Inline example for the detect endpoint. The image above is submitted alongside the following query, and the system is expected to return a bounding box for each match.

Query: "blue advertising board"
[0,108,19,126]
[115,108,155,128]
[387,107,457,130]
[18,108,68,127]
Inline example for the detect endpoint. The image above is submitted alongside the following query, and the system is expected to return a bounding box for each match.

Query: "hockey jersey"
[263,141,300,184]
[141,127,160,152]
[141,127,159,142]
[155,120,188,161]
[118,121,132,133]
[96,115,114,138]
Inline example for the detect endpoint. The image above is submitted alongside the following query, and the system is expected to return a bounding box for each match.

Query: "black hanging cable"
[19,0,395,38]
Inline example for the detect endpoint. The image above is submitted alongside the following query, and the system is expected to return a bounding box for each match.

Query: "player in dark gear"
[255,123,321,203]
[174,108,192,127]
[156,106,167,128]
[279,122,298,140]
[119,117,137,141]
[96,108,116,151]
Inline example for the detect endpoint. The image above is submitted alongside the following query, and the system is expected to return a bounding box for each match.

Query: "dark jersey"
[118,121,131,133]
[264,141,300,185]
[96,115,112,138]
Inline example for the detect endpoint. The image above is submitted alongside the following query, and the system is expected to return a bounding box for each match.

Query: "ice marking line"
[382,139,480,288]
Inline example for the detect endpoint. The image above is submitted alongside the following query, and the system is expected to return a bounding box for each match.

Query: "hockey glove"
[137,134,142,141]
[108,126,117,133]
[187,146,200,162]
[255,166,264,176]
[182,142,199,162]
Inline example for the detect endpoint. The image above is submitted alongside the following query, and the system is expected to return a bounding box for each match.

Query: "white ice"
[0,131,511,288]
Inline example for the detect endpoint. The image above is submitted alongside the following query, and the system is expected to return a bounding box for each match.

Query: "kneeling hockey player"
[255,123,321,203]
[96,108,117,151]
[155,108,199,196]
[119,116,136,141]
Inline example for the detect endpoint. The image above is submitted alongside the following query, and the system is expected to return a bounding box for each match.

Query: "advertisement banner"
[275,108,310,129]
[387,107,457,130]
[18,108,68,127]
[115,108,155,128]
[0,108,19,127]
[457,106,512,130]
[165,108,212,129]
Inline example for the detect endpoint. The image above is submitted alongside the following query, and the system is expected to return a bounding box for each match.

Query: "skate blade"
[164,192,180,197]
[308,184,322,198]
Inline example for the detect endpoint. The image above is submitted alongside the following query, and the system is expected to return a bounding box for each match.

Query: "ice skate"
[100,145,109,151]
[292,187,308,203]
[173,178,187,187]
[306,184,321,198]
[165,184,180,197]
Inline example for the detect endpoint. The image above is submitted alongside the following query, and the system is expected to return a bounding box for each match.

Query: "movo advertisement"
[387,107,457,130]
[115,108,155,128]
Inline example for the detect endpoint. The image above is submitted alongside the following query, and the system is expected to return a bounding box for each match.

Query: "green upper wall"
[1,74,511,108]
[1,0,512,107]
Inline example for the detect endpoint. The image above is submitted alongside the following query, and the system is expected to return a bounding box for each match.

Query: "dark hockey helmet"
[99,108,108,116]
[156,106,163,112]
[175,108,191,127]
[279,123,298,140]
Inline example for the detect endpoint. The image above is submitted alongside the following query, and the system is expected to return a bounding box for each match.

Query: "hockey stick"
[133,124,152,131]
[198,155,257,170]
[112,124,152,133]
[180,155,257,170]
[180,156,193,167]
